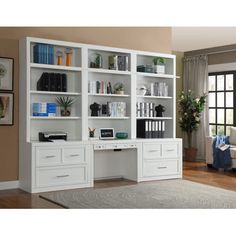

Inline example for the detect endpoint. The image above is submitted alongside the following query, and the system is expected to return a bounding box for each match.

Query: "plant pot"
[184,148,197,162]
[115,90,124,95]
[60,107,71,116]
[154,65,165,74]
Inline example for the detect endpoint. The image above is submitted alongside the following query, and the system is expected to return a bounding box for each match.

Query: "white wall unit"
[19,37,182,193]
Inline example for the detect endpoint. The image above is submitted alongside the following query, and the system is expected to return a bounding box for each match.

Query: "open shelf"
[88,68,131,75]
[136,72,174,79]
[136,95,172,99]
[30,91,81,96]
[88,116,130,120]
[136,117,173,120]
[30,63,82,72]
[30,116,81,120]
[88,93,130,97]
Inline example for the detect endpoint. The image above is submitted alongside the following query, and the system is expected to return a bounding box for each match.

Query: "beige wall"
[0,39,19,181]
[0,27,172,181]
[172,51,184,138]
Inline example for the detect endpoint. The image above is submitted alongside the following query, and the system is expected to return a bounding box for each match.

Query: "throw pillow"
[230,127,236,145]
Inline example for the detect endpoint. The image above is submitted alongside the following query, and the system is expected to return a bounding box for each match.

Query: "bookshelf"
[19,37,181,193]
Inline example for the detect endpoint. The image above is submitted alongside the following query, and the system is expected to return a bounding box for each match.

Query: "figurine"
[65,48,73,66]
[89,128,96,137]
[90,102,101,116]
[155,104,165,117]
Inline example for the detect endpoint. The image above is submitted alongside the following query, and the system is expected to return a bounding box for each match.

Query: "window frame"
[208,70,236,136]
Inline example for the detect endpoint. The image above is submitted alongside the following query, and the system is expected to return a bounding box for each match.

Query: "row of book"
[32,103,57,117]
[33,43,54,64]
[37,72,67,92]
[136,102,155,118]
[88,81,112,94]
[137,119,165,138]
[108,55,129,71]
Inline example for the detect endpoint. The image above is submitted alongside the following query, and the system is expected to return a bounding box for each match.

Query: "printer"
[39,132,67,142]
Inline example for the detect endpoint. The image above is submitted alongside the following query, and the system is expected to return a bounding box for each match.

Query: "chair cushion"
[230,127,236,145]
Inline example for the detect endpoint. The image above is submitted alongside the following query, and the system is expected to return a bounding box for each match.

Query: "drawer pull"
[149,150,159,153]
[166,149,175,152]
[157,166,167,169]
[69,154,80,157]
[56,174,70,178]
[45,155,56,158]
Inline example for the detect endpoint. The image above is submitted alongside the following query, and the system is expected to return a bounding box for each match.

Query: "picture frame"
[0,93,14,126]
[99,128,114,140]
[0,57,14,91]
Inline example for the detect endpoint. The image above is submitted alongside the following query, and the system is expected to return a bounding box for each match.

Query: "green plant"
[95,53,102,68]
[178,90,207,148]
[114,82,125,91]
[152,57,166,65]
[56,96,76,110]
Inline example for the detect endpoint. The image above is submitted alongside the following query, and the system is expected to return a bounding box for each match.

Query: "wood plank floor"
[1,161,236,208]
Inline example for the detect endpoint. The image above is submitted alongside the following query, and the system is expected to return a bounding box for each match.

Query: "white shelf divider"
[88,68,131,75]
[88,116,130,120]
[88,93,130,97]
[136,95,172,99]
[30,63,82,72]
[136,72,174,79]
[30,91,81,96]
[136,117,172,120]
[30,116,81,120]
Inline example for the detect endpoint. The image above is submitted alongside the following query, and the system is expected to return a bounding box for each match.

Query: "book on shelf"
[107,102,126,117]
[33,43,54,64]
[37,72,67,92]
[137,119,165,139]
[32,102,57,117]
[88,80,113,95]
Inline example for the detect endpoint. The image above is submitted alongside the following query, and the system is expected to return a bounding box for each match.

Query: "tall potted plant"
[178,90,207,161]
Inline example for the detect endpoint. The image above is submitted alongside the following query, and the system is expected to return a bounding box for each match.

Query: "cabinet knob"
[56,174,70,178]
[45,155,56,158]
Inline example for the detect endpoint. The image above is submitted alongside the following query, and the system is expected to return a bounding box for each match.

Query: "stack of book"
[107,102,126,117]
[109,55,129,71]
[137,119,165,138]
[32,103,57,117]
[136,102,155,118]
[88,81,112,94]
[37,72,67,92]
[33,43,54,64]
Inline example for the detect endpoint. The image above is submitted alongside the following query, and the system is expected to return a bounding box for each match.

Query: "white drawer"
[36,165,87,188]
[63,147,85,164]
[162,143,179,158]
[143,160,179,177]
[36,148,61,167]
[143,143,161,160]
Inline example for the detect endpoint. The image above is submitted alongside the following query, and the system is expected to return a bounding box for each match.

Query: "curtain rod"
[185,47,236,57]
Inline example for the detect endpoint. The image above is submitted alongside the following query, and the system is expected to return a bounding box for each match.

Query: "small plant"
[95,53,102,68]
[114,82,125,94]
[153,57,166,65]
[56,96,76,116]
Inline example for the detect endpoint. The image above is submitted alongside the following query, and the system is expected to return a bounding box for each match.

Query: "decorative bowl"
[116,132,128,139]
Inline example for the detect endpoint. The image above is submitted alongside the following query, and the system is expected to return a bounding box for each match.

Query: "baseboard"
[0,181,19,190]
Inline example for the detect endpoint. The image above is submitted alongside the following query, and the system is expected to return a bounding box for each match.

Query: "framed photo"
[0,57,14,91]
[99,128,114,140]
[0,93,14,126]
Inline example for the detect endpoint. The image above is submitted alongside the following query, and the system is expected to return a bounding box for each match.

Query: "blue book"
[49,45,54,64]
[33,44,40,63]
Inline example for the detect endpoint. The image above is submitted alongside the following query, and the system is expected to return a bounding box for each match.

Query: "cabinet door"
[63,147,86,164]
[143,143,161,160]
[162,143,179,158]
[36,165,87,187]
[36,148,62,167]
[143,160,179,177]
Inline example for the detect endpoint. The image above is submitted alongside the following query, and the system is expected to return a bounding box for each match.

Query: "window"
[208,71,236,136]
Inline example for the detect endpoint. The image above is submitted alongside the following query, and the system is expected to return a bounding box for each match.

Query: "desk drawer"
[162,143,179,158]
[143,143,161,160]
[63,147,85,164]
[36,166,87,188]
[143,160,179,177]
[36,148,61,167]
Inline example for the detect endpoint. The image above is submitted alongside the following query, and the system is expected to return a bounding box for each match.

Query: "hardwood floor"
[1,161,236,208]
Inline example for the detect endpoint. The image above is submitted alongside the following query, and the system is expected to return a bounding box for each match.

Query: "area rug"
[40,179,236,209]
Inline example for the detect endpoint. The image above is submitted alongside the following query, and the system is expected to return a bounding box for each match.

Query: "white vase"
[154,65,165,74]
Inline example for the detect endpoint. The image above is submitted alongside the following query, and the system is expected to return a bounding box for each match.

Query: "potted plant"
[178,90,207,161]
[114,82,125,95]
[152,57,166,74]
[56,96,76,116]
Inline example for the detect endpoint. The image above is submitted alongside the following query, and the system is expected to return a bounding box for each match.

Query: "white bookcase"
[19,37,181,193]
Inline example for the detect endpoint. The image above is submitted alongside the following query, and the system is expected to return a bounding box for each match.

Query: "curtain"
[183,55,209,160]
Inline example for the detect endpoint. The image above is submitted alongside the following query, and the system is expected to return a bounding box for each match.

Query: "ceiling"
[172,27,236,52]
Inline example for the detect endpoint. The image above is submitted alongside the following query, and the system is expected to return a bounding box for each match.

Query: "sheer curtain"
[183,55,209,160]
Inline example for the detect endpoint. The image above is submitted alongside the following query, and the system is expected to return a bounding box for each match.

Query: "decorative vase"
[154,65,165,74]
[60,107,71,116]
[184,147,197,162]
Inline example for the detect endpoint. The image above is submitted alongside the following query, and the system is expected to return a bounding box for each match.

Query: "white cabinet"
[141,140,182,181]
[19,37,182,193]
